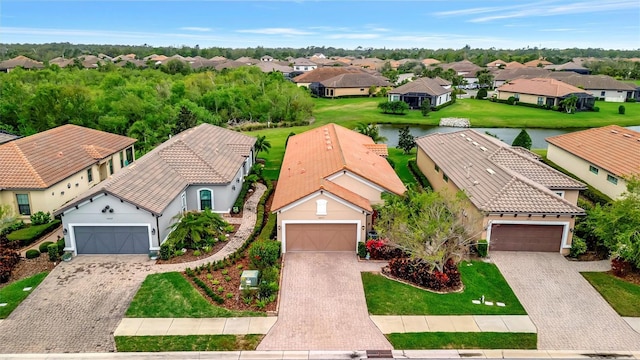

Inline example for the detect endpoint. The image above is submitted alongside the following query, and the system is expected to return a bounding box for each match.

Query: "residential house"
[312,53,326,59]
[492,67,551,87]
[495,78,595,110]
[388,77,452,109]
[260,55,274,62]
[486,60,508,69]
[0,125,136,220]
[415,130,585,254]
[439,60,483,88]
[210,56,227,61]
[421,58,441,67]
[54,124,256,255]
[318,73,392,98]
[0,55,45,72]
[546,73,637,102]
[48,57,74,68]
[546,125,640,200]
[524,58,553,67]
[292,58,318,72]
[272,124,406,253]
[544,61,590,74]
[395,73,415,85]
[0,130,20,144]
[254,62,293,77]
[292,67,370,94]
[235,57,259,65]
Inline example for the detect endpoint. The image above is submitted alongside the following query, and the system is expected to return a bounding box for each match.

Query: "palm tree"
[355,123,387,144]
[254,134,271,157]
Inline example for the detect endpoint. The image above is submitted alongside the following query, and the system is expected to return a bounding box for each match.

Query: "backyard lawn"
[582,272,640,317]
[362,260,526,315]
[0,272,48,319]
[387,332,537,350]
[125,272,264,318]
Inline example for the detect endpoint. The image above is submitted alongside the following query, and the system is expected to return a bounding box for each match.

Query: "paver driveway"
[491,252,640,351]
[0,256,153,353]
[258,252,391,350]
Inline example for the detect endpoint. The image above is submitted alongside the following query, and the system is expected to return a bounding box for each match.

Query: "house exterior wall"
[293,65,317,72]
[157,192,185,245]
[323,87,386,98]
[591,89,629,102]
[435,93,452,106]
[60,193,157,253]
[185,165,245,213]
[328,172,383,205]
[547,143,626,199]
[276,192,367,245]
[497,91,554,106]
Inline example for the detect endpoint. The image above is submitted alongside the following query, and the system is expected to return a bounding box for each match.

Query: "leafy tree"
[559,94,578,113]
[375,186,480,273]
[161,59,190,75]
[355,122,387,143]
[476,88,488,99]
[589,177,640,268]
[476,69,494,89]
[378,100,409,115]
[396,126,416,154]
[619,105,626,115]
[420,99,431,116]
[511,129,532,149]
[173,105,198,134]
[254,135,271,157]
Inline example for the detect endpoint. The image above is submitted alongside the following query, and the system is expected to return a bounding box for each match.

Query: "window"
[537,97,544,106]
[514,93,520,100]
[554,191,565,198]
[119,151,124,168]
[601,91,605,97]
[435,164,440,173]
[589,165,599,174]
[316,199,328,216]
[607,174,618,185]
[16,194,30,215]
[126,147,134,164]
[443,173,449,182]
[87,168,93,183]
[108,159,113,175]
[181,192,187,213]
[199,189,212,210]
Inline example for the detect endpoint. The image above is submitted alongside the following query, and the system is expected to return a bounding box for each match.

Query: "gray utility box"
[240,270,260,290]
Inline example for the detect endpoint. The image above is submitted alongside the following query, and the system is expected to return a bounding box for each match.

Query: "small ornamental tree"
[476,88,488,99]
[512,129,532,150]
[396,126,416,154]
[619,105,626,115]
[420,100,431,116]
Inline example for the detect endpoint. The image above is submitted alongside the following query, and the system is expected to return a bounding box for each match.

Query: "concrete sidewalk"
[114,317,277,336]
[370,315,537,333]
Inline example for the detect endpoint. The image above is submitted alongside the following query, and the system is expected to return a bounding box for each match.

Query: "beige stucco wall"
[547,143,625,199]
[497,91,554,106]
[275,193,367,245]
[324,87,389,98]
[329,173,383,205]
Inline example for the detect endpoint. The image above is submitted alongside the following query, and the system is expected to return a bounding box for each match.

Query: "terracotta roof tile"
[415,130,584,215]
[390,77,451,96]
[546,125,640,178]
[292,67,368,83]
[272,124,406,211]
[319,73,391,88]
[0,125,136,190]
[497,77,592,97]
[364,144,389,157]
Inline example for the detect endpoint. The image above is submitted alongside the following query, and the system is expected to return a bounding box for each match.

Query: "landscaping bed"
[154,224,240,265]
[0,256,56,289]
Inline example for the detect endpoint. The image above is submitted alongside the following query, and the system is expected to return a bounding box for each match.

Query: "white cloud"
[236,28,312,35]
[179,27,211,32]
[326,33,380,40]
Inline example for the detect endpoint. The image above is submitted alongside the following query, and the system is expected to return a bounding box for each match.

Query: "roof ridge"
[10,142,47,188]
[481,176,517,210]
[331,124,348,169]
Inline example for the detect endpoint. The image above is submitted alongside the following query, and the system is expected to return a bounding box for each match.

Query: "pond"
[379,125,640,149]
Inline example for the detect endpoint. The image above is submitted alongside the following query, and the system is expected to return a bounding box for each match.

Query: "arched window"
[199,189,213,211]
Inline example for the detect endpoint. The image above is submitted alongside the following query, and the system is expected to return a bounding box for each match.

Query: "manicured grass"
[0,272,48,319]
[387,148,417,185]
[362,261,526,315]
[125,272,264,318]
[387,332,537,350]
[115,335,263,352]
[582,272,640,317]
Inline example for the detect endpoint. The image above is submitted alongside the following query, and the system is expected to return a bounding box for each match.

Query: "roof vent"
[480,146,487,151]
[459,133,466,138]
[611,130,618,134]
[466,138,473,142]
[486,168,496,175]
[327,145,333,150]
[473,180,480,185]
[472,142,479,146]
[623,134,632,138]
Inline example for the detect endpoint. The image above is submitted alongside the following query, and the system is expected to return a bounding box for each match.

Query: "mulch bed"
[608,270,640,286]
[154,224,241,265]
[0,256,57,289]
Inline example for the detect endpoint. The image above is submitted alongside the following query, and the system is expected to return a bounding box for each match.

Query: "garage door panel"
[490,224,563,252]
[74,226,149,254]
[286,224,356,252]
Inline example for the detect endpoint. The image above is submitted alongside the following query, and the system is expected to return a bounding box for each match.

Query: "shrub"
[507,96,517,105]
[618,105,625,114]
[47,243,59,261]
[224,276,231,282]
[0,236,20,283]
[477,88,488,99]
[159,240,175,260]
[30,211,51,226]
[357,241,367,258]
[626,98,636,103]
[39,241,54,254]
[592,106,600,112]
[193,250,201,256]
[249,239,281,269]
[56,238,65,255]
[217,286,224,293]
[569,236,587,258]
[257,213,276,241]
[386,257,461,291]
[190,275,224,304]
[212,279,220,285]
[258,280,279,299]
[512,129,532,150]
[226,293,234,299]
[260,266,280,284]
[0,221,26,237]
[476,239,488,258]
[25,249,40,259]
[611,257,633,277]
[408,160,432,189]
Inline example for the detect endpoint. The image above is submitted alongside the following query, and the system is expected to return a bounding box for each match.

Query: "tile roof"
[524,58,553,67]
[319,73,392,88]
[546,73,637,91]
[364,144,389,157]
[439,60,482,74]
[389,77,451,96]
[0,131,20,145]
[497,78,592,97]
[272,124,406,212]
[493,67,551,81]
[505,61,526,69]
[0,55,45,70]
[546,125,640,178]
[415,130,585,215]
[55,124,256,216]
[253,62,293,73]
[0,125,136,190]
[292,67,367,83]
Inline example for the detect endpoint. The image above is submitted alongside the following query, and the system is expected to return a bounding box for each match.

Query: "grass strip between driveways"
[582,272,640,317]
[362,260,526,315]
[387,332,537,350]
[125,272,263,318]
[0,272,48,319]
[115,335,263,352]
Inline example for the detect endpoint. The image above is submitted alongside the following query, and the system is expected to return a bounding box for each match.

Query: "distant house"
[546,73,637,102]
[49,57,74,68]
[254,62,293,77]
[235,57,259,65]
[312,53,326,59]
[395,73,415,85]
[260,55,274,62]
[55,124,256,255]
[421,58,441,66]
[0,130,20,145]
[388,77,452,109]
[415,129,585,254]
[0,125,136,220]
[495,78,595,110]
[318,73,392,98]
[486,60,508,69]
[292,67,371,94]
[544,61,590,74]
[546,125,640,200]
[0,55,45,72]
[292,58,318,72]
[524,58,553,67]
[492,67,551,87]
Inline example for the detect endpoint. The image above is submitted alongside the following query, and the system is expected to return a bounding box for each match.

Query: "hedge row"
[232,178,254,214]
[6,220,61,247]
[407,160,432,190]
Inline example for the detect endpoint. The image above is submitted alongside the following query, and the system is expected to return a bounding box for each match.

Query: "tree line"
[0,66,313,154]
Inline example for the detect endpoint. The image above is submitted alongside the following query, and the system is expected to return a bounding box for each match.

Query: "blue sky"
[1,0,639,50]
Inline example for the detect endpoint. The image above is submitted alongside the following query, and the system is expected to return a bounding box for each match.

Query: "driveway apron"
[491,251,640,350]
[0,256,153,353]
[258,252,391,350]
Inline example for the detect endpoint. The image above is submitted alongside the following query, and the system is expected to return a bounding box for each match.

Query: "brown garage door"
[490,224,564,252]
[285,223,357,252]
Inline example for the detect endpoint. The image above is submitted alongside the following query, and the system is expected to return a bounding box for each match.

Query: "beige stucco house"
[496,77,595,110]
[415,130,585,254]
[271,124,406,253]
[318,73,392,98]
[0,125,136,221]
[546,125,640,200]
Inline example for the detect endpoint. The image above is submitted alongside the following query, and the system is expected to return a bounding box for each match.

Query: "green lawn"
[582,272,640,317]
[247,97,640,180]
[125,272,263,318]
[362,261,526,315]
[387,332,537,350]
[115,335,262,352]
[0,272,48,319]
[387,148,417,185]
